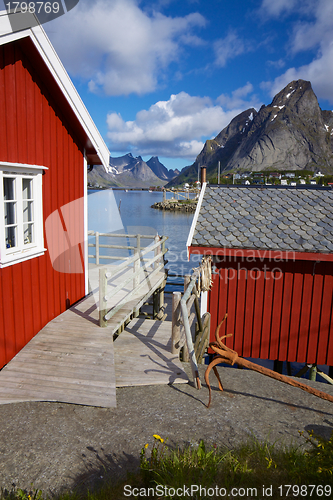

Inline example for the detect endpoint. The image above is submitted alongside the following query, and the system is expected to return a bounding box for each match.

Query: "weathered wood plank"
[13,350,114,365]
[114,318,189,387]
[0,265,177,407]
[5,363,114,380]
[0,300,117,407]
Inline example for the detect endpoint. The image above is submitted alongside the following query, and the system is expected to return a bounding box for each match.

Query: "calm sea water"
[88,189,200,276]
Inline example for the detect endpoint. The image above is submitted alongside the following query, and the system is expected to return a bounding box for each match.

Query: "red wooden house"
[187,183,333,367]
[0,11,109,368]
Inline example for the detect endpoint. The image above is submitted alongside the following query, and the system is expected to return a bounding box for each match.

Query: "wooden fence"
[89,233,168,328]
[171,273,211,388]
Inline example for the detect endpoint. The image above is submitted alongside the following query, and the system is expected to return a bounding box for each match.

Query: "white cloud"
[217,82,261,110]
[260,0,333,104]
[213,31,247,67]
[262,42,333,104]
[260,0,299,18]
[107,91,254,159]
[46,0,206,96]
[290,0,333,54]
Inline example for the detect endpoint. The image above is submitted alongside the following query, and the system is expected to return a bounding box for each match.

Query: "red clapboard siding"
[317,262,333,365]
[0,40,86,368]
[208,257,333,365]
[268,268,283,360]
[260,270,274,359]
[234,267,246,355]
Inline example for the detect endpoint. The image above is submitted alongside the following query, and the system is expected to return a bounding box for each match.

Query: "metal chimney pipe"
[201,166,206,185]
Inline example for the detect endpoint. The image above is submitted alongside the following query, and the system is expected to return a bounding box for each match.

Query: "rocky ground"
[151,199,197,212]
[0,364,332,496]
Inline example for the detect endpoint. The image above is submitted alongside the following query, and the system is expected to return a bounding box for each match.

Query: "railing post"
[99,268,108,327]
[133,234,141,289]
[182,275,191,362]
[154,235,161,270]
[153,291,159,319]
[172,291,181,355]
[133,235,141,317]
[184,274,191,291]
[95,231,100,265]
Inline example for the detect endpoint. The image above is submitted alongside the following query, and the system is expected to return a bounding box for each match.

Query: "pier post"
[99,268,108,327]
[309,364,317,381]
[154,234,161,269]
[95,231,100,265]
[133,235,141,317]
[181,275,191,362]
[172,291,182,355]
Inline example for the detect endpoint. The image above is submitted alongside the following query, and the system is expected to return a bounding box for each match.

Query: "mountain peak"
[270,79,312,106]
[166,80,333,187]
[147,156,177,181]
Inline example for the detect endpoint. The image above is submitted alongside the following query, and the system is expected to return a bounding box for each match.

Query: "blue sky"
[3,0,333,171]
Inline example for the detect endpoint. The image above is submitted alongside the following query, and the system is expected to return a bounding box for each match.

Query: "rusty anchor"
[205,314,333,408]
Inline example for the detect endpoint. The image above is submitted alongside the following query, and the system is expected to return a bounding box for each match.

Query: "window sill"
[0,247,47,268]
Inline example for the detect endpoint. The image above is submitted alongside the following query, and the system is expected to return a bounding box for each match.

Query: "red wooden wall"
[208,258,333,365]
[0,40,85,368]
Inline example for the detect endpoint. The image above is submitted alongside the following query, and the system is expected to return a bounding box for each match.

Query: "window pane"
[23,200,33,223]
[4,177,15,200]
[22,178,33,199]
[4,201,16,225]
[5,226,17,248]
[24,223,34,245]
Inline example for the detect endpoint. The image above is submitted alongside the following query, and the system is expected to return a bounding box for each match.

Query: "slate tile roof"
[190,186,333,253]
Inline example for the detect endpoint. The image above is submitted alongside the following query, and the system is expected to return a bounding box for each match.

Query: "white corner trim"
[83,154,89,296]
[186,182,207,258]
[29,28,110,171]
[0,10,110,172]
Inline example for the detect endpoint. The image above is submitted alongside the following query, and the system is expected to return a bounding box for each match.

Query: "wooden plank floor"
[83,263,166,332]
[0,267,186,407]
[0,308,116,407]
[114,318,189,387]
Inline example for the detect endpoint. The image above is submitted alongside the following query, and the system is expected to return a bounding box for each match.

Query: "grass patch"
[2,432,333,499]
[178,199,197,204]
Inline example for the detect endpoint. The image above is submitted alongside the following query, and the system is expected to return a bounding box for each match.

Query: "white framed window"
[0,162,47,267]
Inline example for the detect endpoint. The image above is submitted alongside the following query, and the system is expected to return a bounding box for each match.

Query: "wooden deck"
[114,318,188,387]
[0,266,188,407]
[0,305,117,407]
[87,262,166,329]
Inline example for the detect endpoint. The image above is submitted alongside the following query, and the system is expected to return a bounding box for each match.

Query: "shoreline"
[151,200,197,213]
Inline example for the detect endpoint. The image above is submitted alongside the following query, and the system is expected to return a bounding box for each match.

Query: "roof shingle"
[190,186,333,254]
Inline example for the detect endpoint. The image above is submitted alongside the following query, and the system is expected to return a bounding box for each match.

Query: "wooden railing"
[88,231,160,264]
[171,272,211,389]
[98,235,168,327]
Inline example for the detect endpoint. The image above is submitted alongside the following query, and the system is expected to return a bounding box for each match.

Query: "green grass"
[178,199,197,204]
[2,432,333,500]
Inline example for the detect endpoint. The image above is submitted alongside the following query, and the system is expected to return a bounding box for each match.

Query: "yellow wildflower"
[144,443,149,449]
[153,434,165,443]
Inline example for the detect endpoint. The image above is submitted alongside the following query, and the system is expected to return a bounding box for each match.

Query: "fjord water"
[88,189,199,276]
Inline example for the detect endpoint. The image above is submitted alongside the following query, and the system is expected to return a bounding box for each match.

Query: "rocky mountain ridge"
[167,80,333,186]
[88,153,177,189]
